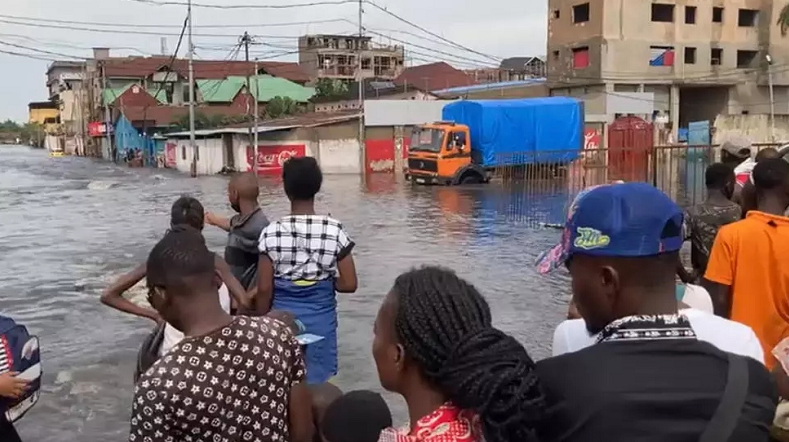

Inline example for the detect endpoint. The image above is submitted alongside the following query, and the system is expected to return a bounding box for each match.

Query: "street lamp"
[766,54,775,142]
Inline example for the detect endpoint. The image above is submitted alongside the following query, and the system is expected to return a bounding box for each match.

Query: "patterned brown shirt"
[683,200,742,274]
[129,316,305,442]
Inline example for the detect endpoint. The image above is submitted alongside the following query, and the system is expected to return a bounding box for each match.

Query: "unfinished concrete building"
[546,0,789,132]
[298,34,405,81]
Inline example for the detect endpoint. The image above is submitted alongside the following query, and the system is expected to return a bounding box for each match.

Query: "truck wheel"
[460,174,481,184]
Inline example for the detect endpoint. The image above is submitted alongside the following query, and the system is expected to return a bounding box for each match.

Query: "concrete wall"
[314,91,434,112]
[713,113,789,143]
[172,137,225,175]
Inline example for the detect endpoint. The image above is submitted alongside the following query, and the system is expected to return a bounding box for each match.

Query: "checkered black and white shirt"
[258,215,353,281]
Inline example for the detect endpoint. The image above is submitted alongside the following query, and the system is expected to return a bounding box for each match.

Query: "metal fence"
[490,143,785,225]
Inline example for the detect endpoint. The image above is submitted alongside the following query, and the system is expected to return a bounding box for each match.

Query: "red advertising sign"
[164,142,177,168]
[583,128,601,150]
[246,144,306,175]
[88,122,113,137]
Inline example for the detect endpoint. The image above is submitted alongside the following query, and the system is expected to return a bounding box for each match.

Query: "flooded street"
[1,146,572,441]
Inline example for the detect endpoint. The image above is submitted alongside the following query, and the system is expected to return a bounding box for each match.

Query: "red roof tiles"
[394,62,476,91]
[102,57,310,84]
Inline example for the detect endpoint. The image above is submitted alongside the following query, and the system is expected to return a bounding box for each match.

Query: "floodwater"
[0,146,574,441]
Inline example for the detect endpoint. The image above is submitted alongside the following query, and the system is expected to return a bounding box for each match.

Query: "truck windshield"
[410,129,443,152]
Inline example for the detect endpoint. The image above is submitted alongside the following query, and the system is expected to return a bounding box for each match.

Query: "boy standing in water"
[257,157,358,384]
[206,172,269,311]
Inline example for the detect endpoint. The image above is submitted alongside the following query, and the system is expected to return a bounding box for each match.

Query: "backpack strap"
[699,353,749,442]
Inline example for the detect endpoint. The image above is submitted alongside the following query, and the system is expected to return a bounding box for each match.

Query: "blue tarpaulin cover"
[441,97,583,167]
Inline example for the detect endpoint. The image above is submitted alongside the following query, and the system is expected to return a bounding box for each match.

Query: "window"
[552,9,560,19]
[712,7,723,23]
[684,47,697,64]
[573,3,590,23]
[181,145,186,160]
[738,9,758,27]
[572,47,590,69]
[552,50,560,61]
[736,50,758,68]
[651,3,674,22]
[649,46,675,66]
[711,48,723,65]
[685,6,696,24]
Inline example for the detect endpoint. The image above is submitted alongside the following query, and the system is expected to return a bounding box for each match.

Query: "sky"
[0,0,548,122]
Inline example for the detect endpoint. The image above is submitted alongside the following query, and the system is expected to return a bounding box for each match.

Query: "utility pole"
[101,62,112,162]
[357,0,366,176]
[767,54,776,142]
[253,58,260,175]
[187,0,197,177]
[242,32,256,174]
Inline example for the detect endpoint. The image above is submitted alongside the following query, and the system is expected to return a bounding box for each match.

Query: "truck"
[404,97,584,185]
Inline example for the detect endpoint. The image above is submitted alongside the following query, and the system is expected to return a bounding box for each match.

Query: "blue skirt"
[272,278,337,384]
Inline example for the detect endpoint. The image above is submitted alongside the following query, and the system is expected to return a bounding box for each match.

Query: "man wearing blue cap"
[534,182,776,442]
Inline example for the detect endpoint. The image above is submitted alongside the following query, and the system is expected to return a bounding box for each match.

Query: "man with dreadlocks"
[534,182,776,442]
[372,266,547,442]
[129,227,313,442]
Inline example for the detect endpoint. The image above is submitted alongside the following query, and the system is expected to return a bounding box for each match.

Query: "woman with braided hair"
[372,266,548,442]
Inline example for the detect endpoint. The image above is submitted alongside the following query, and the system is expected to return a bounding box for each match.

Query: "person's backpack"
[0,315,41,423]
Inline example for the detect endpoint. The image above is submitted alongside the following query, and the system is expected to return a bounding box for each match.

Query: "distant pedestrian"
[373,266,547,442]
[677,162,740,283]
[206,172,269,312]
[257,157,357,384]
[738,147,780,216]
[704,158,789,369]
[129,227,313,442]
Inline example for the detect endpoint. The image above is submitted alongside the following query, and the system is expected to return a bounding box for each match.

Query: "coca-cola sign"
[246,144,306,174]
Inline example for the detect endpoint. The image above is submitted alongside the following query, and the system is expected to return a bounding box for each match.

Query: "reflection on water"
[0,147,573,440]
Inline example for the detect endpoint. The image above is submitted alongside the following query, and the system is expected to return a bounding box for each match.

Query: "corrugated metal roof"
[395,62,476,91]
[364,100,454,126]
[197,78,245,103]
[103,83,168,105]
[432,78,546,95]
[165,125,299,137]
[197,75,315,103]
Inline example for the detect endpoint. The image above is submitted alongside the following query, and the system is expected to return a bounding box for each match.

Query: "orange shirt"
[705,211,789,369]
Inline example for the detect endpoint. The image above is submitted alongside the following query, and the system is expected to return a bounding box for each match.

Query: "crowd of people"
[1,146,787,442]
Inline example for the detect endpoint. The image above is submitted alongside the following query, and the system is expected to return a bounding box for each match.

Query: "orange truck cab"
[405,122,489,185]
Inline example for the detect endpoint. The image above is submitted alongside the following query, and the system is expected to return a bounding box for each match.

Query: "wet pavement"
[0,146,573,441]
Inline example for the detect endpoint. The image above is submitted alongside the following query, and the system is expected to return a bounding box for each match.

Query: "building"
[546,0,789,133]
[45,60,88,137]
[298,34,405,80]
[432,79,549,100]
[27,101,60,133]
[465,57,547,84]
[312,80,434,112]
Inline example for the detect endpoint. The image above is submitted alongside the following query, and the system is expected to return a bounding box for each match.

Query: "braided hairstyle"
[392,266,546,442]
[170,195,205,231]
[147,227,214,290]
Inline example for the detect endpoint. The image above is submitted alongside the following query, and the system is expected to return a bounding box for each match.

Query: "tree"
[266,96,299,119]
[779,3,789,36]
[313,78,348,100]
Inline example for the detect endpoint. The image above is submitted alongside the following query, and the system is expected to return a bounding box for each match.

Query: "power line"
[364,28,497,68]
[0,14,351,29]
[0,40,86,60]
[0,18,320,39]
[123,0,356,9]
[363,0,500,62]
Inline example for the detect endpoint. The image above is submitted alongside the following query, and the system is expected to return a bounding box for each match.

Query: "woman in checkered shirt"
[257,157,358,384]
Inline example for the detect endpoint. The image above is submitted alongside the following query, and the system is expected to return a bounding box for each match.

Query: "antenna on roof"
[160,37,168,56]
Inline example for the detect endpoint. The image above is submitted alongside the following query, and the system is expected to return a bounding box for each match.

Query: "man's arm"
[701,229,736,319]
[255,255,274,315]
[205,212,232,232]
[101,264,161,322]
[129,383,170,442]
[214,255,252,311]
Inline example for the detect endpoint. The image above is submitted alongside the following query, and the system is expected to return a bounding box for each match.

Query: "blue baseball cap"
[535,182,684,273]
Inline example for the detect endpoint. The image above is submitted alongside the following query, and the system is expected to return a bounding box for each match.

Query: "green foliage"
[313,78,348,100]
[169,112,254,131]
[0,120,44,146]
[266,96,299,119]
[779,3,789,36]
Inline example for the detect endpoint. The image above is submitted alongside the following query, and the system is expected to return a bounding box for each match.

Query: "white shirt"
[681,284,713,314]
[159,284,231,357]
[552,308,765,363]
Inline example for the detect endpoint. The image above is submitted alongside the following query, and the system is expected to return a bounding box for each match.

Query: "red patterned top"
[377,403,482,442]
